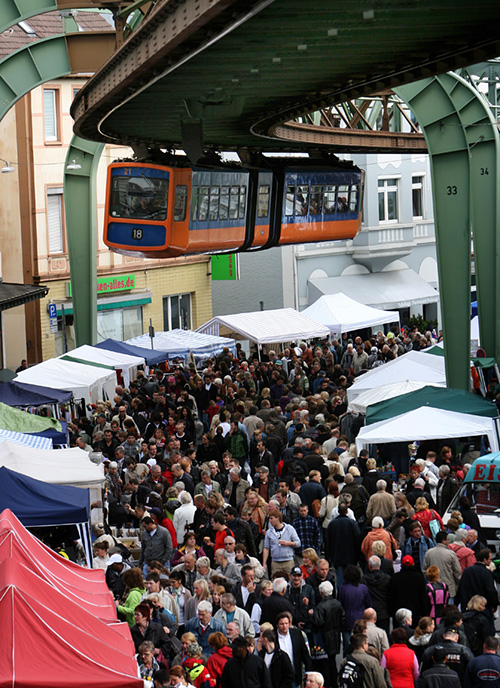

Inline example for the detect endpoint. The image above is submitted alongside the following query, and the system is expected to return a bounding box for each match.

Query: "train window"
[285,185,295,216]
[209,186,220,221]
[190,186,199,221]
[219,187,230,220]
[323,185,336,214]
[258,185,270,218]
[295,185,309,216]
[110,174,168,220]
[198,186,209,221]
[229,186,239,219]
[310,185,323,215]
[337,185,349,213]
[174,185,187,221]
[349,184,359,213]
[239,186,247,219]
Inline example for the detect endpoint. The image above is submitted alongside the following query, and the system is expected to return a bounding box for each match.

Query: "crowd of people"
[66,329,500,688]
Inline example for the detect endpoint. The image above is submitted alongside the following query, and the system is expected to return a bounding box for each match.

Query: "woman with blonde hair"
[318,481,339,548]
[412,497,444,539]
[300,548,319,579]
[240,490,267,535]
[463,595,492,655]
[408,616,435,662]
[184,578,211,621]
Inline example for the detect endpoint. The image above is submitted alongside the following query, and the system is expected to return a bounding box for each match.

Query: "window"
[349,184,359,213]
[174,185,187,221]
[295,185,309,216]
[229,186,239,219]
[43,88,59,142]
[337,185,349,213]
[190,186,199,221]
[109,173,168,220]
[257,185,270,218]
[285,185,295,216]
[323,185,336,214]
[310,185,323,215]
[239,186,247,219]
[163,293,192,331]
[219,187,230,220]
[18,20,36,35]
[97,306,143,341]
[378,178,399,223]
[209,187,219,221]
[198,187,209,221]
[412,175,424,218]
[47,187,64,254]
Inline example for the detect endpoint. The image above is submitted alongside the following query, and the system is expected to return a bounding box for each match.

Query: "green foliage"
[407,313,438,332]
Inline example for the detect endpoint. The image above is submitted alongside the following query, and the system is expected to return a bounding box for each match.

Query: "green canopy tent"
[0,402,62,434]
[366,385,498,426]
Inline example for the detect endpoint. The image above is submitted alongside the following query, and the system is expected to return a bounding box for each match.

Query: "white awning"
[197,308,330,345]
[301,293,399,335]
[308,268,438,310]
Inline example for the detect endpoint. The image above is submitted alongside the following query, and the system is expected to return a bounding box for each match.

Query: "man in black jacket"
[419,645,462,688]
[225,506,258,557]
[276,612,311,688]
[311,581,344,688]
[421,628,474,684]
[307,559,337,601]
[260,578,298,625]
[326,503,360,588]
[221,636,272,688]
[457,549,498,633]
[388,555,430,625]
[259,629,294,688]
[362,555,391,634]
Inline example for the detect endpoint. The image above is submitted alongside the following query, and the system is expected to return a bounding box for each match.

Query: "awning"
[308,268,438,310]
[0,282,48,312]
[54,291,152,316]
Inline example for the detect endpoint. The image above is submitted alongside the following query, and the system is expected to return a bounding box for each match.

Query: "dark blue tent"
[471,301,477,317]
[0,467,89,526]
[0,381,72,406]
[94,338,168,366]
[26,421,69,447]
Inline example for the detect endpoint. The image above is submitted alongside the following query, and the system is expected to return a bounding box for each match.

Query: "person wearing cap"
[92,412,111,439]
[285,566,315,632]
[388,555,431,626]
[421,626,474,684]
[221,635,272,688]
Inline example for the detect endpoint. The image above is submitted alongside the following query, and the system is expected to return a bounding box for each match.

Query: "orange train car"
[104,159,363,258]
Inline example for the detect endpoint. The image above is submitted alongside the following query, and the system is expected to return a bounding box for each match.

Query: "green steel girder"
[0,0,102,36]
[0,31,107,347]
[63,136,104,346]
[0,35,70,120]
[395,73,500,389]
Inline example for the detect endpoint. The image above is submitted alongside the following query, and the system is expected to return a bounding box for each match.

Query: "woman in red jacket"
[206,633,232,688]
[381,627,419,688]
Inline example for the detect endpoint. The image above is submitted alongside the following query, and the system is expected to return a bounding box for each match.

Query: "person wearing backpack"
[338,632,387,688]
[462,595,492,657]
[425,565,450,624]
[422,532,462,602]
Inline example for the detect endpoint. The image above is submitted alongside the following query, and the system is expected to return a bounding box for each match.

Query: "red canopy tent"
[0,509,142,688]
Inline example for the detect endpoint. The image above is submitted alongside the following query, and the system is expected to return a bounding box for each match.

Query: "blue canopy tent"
[0,467,92,563]
[26,422,69,447]
[471,301,477,317]
[0,381,72,406]
[94,338,168,366]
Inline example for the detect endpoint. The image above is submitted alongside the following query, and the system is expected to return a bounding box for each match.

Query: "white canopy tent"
[15,358,116,406]
[0,441,105,488]
[60,344,145,388]
[347,379,446,415]
[197,308,330,348]
[126,329,236,363]
[356,406,499,453]
[301,293,399,337]
[347,350,446,402]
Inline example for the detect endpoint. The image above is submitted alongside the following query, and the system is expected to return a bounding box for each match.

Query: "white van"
[443,455,500,548]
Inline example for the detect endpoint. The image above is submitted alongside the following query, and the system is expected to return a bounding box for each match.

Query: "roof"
[72,0,500,151]
[366,385,498,425]
[0,467,89,526]
[301,293,399,335]
[0,282,48,312]
[197,307,329,345]
[347,380,446,415]
[0,381,72,406]
[94,337,169,366]
[126,328,236,361]
[356,407,499,453]
[308,268,439,310]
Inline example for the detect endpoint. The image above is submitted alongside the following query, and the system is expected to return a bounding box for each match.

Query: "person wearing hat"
[220,636,272,688]
[388,555,431,626]
[421,627,474,684]
[285,566,315,632]
[105,553,131,599]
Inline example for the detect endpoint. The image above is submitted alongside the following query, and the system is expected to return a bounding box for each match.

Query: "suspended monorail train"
[104,158,364,258]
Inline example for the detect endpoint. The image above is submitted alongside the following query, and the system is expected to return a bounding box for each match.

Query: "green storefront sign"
[67,274,136,297]
[211,255,239,281]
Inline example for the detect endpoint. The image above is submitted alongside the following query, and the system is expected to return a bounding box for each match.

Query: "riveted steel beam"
[395,73,500,388]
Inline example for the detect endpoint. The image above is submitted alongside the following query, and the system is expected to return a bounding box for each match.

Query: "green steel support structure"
[63,137,104,346]
[396,73,500,389]
[0,33,105,346]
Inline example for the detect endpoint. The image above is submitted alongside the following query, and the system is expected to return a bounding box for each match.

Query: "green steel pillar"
[64,136,104,346]
[396,73,500,383]
[395,76,472,390]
